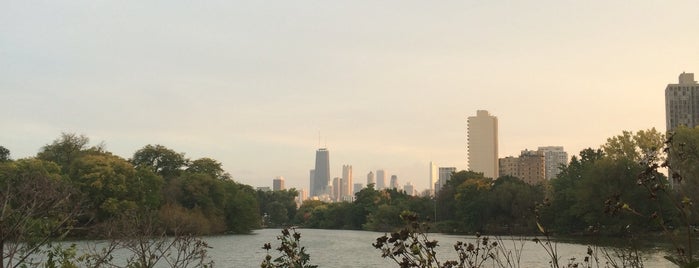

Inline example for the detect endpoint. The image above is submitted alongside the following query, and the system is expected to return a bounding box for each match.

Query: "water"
[206,228,675,267]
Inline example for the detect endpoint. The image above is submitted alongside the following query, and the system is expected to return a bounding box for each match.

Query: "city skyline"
[3,1,698,192]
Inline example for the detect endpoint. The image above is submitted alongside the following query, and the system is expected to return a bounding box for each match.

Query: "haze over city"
[2,1,698,192]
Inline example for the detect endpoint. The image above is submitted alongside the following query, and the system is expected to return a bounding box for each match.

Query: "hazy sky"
[2,1,698,192]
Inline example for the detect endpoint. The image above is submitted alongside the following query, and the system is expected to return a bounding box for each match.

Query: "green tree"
[257,189,299,227]
[68,153,146,222]
[0,146,10,162]
[0,159,81,268]
[131,144,188,179]
[187,157,230,180]
[602,128,664,161]
[37,133,95,170]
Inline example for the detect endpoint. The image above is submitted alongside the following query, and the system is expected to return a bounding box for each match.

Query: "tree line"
[3,127,699,264]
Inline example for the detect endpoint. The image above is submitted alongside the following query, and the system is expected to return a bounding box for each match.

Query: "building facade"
[467,110,499,179]
[435,167,456,194]
[537,146,568,180]
[389,175,399,190]
[429,161,438,194]
[498,149,546,184]
[273,176,285,191]
[376,170,386,190]
[403,182,415,196]
[312,148,330,197]
[666,72,699,131]
[367,171,375,187]
[341,165,353,201]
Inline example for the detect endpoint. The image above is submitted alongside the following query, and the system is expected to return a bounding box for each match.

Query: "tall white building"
[537,146,568,180]
[341,165,353,201]
[376,170,386,190]
[367,171,375,187]
[467,110,499,179]
[666,72,699,131]
[429,162,438,194]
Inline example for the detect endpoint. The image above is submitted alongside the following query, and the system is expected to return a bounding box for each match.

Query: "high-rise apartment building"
[666,72,699,131]
[367,171,375,187]
[498,149,545,184]
[537,146,568,180]
[273,176,285,191]
[312,148,330,197]
[435,167,456,194]
[342,165,353,201]
[376,170,386,190]
[467,110,499,179]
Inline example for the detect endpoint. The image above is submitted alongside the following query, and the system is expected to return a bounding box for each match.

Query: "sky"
[2,1,698,193]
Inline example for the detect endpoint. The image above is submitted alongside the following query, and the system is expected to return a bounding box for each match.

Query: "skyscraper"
[429,162,438,194]
[467,110,499,179]
[537,146,568,180]
[389,175,399,190]
[309,169,315,195]
[666,72,699,131]
[403,182,415,196]
[367,171,375,187]
[376,170,386,190]
[273,176,285,191]
[312,148,330,197]
[342,165,353,201]
[332,177,341,202]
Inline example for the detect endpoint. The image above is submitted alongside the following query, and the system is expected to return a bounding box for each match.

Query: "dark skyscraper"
[312,148,330,197]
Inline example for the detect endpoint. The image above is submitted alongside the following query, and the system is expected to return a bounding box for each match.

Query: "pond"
[206,228,674,267]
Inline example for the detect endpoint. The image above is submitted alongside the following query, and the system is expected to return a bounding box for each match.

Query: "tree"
[602,128,664,162]
[0,146,9,162]
[187,157,230,180]
[0,159,81,268]
[37,133,94,170]
[68,153,151,222]
[131,144,188,179]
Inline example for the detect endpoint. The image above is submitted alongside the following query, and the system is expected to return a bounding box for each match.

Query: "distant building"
[296,189,307,207]
[376,170,387,190]
[273,176,285,191]
[353,183,363,195]
[429,162,438,194]
[498,149,545,184]
[436,167,456,194]
[367,171,375,187]
[468,110,498,179]
[666,72,699,131]
[332,177,341,202]
[342,165,353,201]
[257,186,271,192]
[390,175,399,190]
[309,169,315,196]
[537,146,568,180]
[403,182,415,196]
[312,148,330,197]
